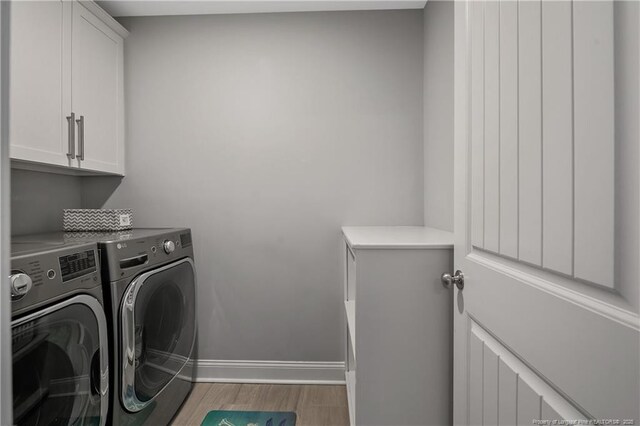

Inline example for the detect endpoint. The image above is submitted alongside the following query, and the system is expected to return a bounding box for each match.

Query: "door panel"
[468,333,483,426]
[541,0,573,276]
[498,0,518,259]
[470,0,485,249]
[454,0,639,424]
[459,252,639,421]
[483,1,500,254]
[573,1,615,287]
[9,0,71,167]
[469,320,586,425]
[468,0,618,284]
[469,0,617,285]
[497,358,517,426]
[516,379,541,426]
[481,344,498,426]
[72,2,123,174]
[517,0,543,267]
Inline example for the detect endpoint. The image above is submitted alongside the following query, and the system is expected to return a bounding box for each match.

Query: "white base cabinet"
[9,0,128,175]
[342,226,454,426]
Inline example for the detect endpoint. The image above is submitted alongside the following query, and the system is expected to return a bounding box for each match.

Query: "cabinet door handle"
[66,112,76,159]
[76,115,85,161]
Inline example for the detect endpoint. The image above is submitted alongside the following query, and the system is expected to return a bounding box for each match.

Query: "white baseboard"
[195,360,346,385]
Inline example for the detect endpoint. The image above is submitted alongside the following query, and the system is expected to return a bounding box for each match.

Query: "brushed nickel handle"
[76,115,85,161]
[441,270,464,290]
[66,112,75,159]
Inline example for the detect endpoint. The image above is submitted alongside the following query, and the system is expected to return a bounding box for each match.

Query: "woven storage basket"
[63,209,133,232]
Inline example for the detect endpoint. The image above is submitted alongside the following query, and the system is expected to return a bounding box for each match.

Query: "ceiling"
[96,1,427,17]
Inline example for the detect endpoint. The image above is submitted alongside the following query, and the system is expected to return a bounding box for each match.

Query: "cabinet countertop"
[342,226,454,250]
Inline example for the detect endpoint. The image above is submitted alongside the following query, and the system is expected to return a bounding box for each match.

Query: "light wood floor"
[171,383,350,426]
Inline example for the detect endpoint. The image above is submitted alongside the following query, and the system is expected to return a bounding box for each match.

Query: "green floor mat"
[201,410,296,426]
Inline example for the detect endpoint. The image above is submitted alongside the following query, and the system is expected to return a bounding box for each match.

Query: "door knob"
[441,270,464,290]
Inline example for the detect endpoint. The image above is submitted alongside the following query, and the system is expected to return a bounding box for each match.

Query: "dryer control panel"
[97,228,194,282]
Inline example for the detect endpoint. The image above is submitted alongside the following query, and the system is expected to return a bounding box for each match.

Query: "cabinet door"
[10,0,72,167]
[71,2,124,175]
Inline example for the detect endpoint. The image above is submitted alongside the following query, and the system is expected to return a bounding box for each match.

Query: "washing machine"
[63,228,198,425]
[10,239,109,426]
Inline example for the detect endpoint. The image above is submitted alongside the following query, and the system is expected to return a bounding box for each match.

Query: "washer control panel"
[59,249,97,282]
[10,242,101,316]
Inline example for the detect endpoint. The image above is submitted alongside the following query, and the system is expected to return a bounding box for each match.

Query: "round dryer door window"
[121,258,196,412]
[12,295,109,426]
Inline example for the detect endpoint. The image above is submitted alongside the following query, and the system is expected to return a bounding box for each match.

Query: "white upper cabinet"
[9,0,128,175]
[9,1,71,168]
[72,2,124,174]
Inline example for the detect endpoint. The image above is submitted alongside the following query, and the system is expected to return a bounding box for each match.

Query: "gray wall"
[84,10,424,362]
[423,0,453,232]
[11,169,83,235]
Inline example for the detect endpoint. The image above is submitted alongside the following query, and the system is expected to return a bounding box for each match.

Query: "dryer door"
[12,295,109,426]
[121,258,196,412]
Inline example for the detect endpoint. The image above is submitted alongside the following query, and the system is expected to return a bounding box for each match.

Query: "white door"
[453,1,639,424]
[9,0,72,167]
[72,1,124,175]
